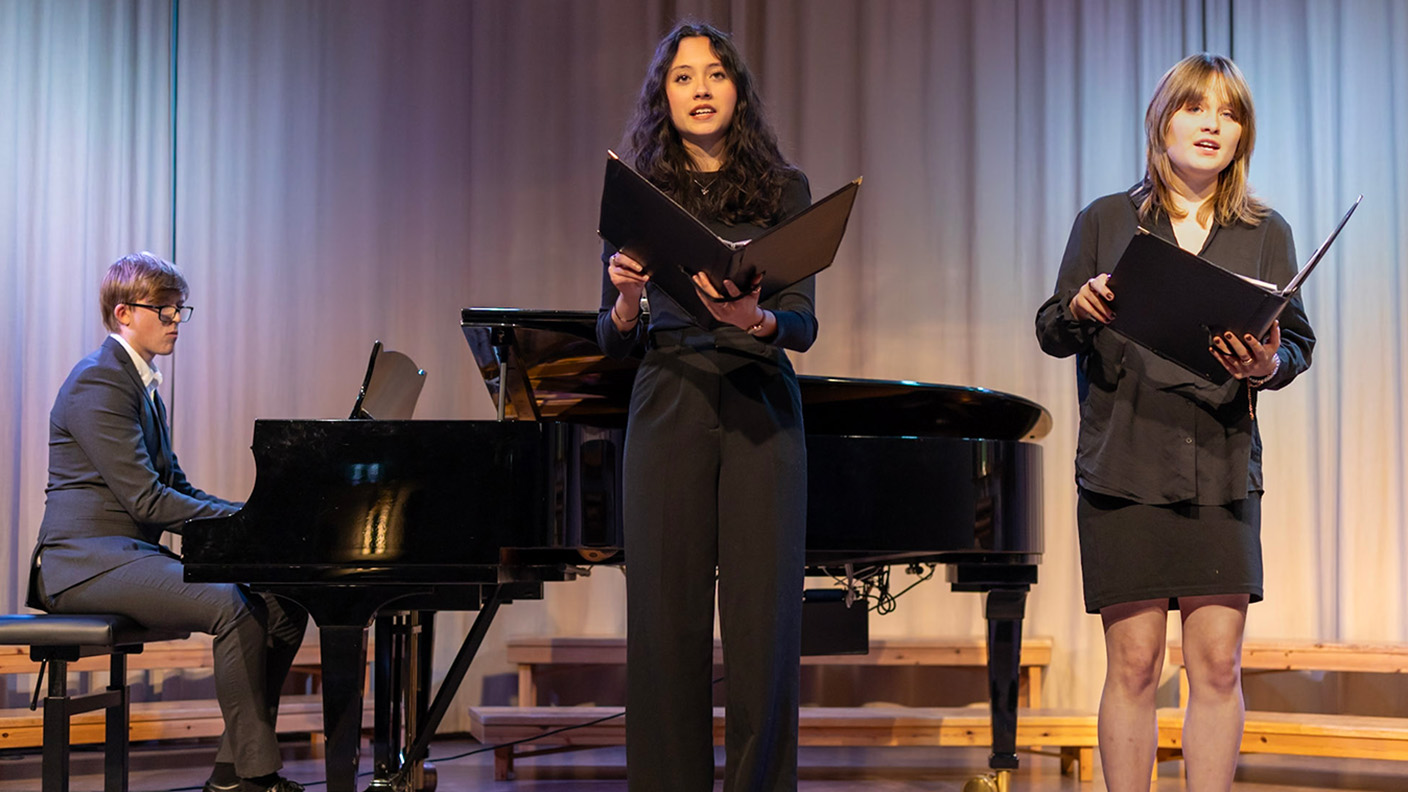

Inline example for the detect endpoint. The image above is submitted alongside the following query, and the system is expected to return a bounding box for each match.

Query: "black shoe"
[202,783,239,792]
[239,777,305,792]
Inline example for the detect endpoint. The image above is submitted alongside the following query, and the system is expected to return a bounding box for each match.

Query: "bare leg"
[1098,599,1169,791]
[1178,594,1249,792]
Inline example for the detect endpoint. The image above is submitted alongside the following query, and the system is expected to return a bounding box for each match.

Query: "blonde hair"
[99,252,188,332]
[1132,53,1268,227]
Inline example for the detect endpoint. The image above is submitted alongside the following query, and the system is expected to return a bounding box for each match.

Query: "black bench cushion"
[0,613,189,648]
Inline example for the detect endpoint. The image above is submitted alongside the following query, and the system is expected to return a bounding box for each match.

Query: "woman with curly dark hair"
[595,21,817,792]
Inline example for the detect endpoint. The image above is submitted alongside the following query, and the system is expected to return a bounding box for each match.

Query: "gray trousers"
[624,340,807,792]
[41,551,308,778]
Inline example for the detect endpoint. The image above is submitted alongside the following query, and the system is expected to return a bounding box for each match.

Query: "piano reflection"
[183,307,1050,792]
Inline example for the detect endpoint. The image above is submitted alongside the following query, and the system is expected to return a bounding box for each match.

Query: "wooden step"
[470,705,1096,781]
[507,636,1054,667]
[508,635,1054,708]
[0,639,326,676]
[0,694,373,750]
[1158,708,1408,761]
[1,637,365,754]
[1167,639,1408,675]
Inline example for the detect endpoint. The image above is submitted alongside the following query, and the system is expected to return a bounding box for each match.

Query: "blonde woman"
[1035,54,1315,791]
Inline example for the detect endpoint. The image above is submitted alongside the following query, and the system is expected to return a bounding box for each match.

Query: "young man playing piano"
[26,252,309,792]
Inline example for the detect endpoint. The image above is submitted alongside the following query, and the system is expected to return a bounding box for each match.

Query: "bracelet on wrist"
[746,310,768,336]
[1247,354,1281,387]
[611,303,641,326]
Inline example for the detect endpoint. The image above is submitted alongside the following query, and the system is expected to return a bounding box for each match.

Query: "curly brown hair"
[624,22,795,226]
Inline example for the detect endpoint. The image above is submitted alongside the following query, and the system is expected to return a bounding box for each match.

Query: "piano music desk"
[1156,640,1408,776]
[0,638,370,754]
[509,635,1053,709]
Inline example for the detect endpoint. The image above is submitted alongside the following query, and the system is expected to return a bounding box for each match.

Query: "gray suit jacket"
[29,336,240,605]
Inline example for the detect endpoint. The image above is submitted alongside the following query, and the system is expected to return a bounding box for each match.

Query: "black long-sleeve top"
[1035,190,1315,505]
[596,171,818,358]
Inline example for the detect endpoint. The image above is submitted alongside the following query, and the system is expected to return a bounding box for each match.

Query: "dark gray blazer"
[29,336,240,605]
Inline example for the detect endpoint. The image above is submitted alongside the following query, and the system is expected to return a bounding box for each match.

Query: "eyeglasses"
[126,303,194,324]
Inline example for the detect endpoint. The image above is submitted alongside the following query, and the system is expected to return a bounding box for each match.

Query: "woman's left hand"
[1211,321,1281,380]
[693,272,766,330]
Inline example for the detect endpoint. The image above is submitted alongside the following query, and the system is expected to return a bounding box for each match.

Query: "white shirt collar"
[110,333,164,395]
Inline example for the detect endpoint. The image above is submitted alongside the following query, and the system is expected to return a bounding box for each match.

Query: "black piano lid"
[461,307,1051,442]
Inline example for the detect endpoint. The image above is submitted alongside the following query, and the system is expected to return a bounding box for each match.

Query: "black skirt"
[1076,488,1263,614]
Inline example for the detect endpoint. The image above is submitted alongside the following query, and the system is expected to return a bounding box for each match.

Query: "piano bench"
[0,613,190,792]
[507,635,1054,709]
[2,638,356,763]
[468,705,1099,782]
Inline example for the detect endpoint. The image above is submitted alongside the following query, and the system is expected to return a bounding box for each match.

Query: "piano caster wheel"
[578,548,618,562]
[962,770,1010,792]
[415,762,437,792]
[364,761,435,792]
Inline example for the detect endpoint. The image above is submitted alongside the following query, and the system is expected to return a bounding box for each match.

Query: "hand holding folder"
[597,151,861,306]
[1104,196,1360,384]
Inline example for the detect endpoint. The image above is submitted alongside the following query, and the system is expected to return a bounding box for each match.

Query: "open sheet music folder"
[1106,196,1360,384]
[597,151,860,303]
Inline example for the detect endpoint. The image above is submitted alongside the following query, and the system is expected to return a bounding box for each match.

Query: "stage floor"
[2,740,1407,791]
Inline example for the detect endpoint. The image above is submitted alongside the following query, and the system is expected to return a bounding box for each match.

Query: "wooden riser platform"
[508,636,1054,708]
[1160,639,1408,775]
[1158,708,1408,762]
[0,639,326,676]
[470,705,1098,781]
[0,638,375,753]
[0,694,374,750]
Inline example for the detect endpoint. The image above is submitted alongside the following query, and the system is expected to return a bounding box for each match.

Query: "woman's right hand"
[608,252,648,331]
[1070,273,1115,323]
[608,252,649,301]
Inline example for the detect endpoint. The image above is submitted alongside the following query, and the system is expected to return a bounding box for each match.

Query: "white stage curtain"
[3,0,1405,730]
[1232,0,1408,644]
[1,0,174,608]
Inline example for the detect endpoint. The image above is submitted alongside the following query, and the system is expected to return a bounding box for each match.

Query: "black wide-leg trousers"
[624,339,807,792]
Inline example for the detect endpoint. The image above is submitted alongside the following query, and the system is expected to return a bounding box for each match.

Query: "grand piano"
[183,307,1050,792]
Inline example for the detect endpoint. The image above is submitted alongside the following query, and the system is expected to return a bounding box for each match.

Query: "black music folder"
[1106,196,1361,383]
[597,150,860,303]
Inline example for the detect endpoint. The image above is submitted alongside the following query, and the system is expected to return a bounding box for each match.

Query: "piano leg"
[411,613,436,791]
[370,616,403,788]
[985,587,1028,773]
[253,585,477,792]
[369,611,438,792]
[316,624,371,792]
[400,588,506,771]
